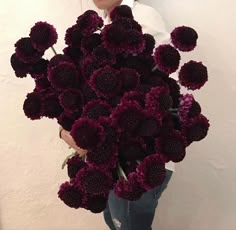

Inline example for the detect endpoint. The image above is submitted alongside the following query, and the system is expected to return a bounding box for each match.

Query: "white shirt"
[104,0,175,172]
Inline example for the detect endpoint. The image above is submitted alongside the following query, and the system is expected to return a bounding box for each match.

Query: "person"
[60,0,174,229]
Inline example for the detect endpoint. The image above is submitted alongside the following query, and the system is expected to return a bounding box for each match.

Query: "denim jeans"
[103,169,173,230]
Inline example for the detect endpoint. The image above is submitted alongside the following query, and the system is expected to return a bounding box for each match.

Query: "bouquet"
[11,5,209,213]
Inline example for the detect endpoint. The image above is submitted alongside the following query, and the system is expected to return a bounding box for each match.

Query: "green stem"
[51,46,57,55]
[61,151,78,169]
[117,164,127,180]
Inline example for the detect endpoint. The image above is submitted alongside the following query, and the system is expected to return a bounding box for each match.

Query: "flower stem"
[117,164,127,180]
[152,65,158,72]
[61,151,78,169]
[169,108,178,112]
[51,46,57,55]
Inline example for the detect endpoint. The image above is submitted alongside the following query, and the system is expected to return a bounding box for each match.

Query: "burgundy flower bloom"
[30,58,49,79]
[80,56,99,80]
[121,91,144,107]
[119,137,147,161]
[41,93,63,118]
[102,24,127,54]
[23,92,42,120]
[75,166,113,195]
[155,130,187,162]
[48,62,79,91]
[98,117,119,144]
[35,76,51,91]
[137,154,166,190]
[112,17,142,32]
[160,114,175,136]
[59,89,83,113]
[110,5,134,20]
[171,26,198,52]
[29,21,58,51]
[70,118,105,150]
[182,114,209,144]
[163,77,181,108]
[48,54,72,70]
[15,37,44,63]
[114,173,145,201]
[83,193,108,213]
[125,30,145,54]
[119,68,140,92]
[57,112,77,131]
[178,60,208,90]
[63,46,83,62]
[67,155,87,179]
[65,24,83,47]
[111,101,144,133]
[154,44,181,74]
[141,33,156,56]
[81,33,102,54]
[136,112,161,137]
[87,142,118,169]
[10,53,31,78]
[89,66,121,99]
[82,99,112,120]
[92,45,116,66]
[81,83,97,104]
[178,94,201,122]
[76,10,103,35]
[145,86,173,116]
[58,181,84,209]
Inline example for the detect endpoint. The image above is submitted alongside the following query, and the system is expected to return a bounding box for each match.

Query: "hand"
[60,128,88,157]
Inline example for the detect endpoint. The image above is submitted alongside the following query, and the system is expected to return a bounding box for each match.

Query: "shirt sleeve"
[133,3,170,46]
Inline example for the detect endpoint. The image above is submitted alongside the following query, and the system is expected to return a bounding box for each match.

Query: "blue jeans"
[103,170,173,230]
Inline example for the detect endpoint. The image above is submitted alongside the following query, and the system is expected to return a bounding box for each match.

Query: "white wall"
[0,0,235,230]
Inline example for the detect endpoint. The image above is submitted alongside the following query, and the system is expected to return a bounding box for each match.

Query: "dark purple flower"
[35,76,51,91]
[67,155,87,179]
[119,68,140,92]
[58,181,84,209]
[89,66,121,99]
[70,118,105,150]
[181,114,209,144]
[41,93,63,118]
[76,10,103,35]
[141,33,156,56]
[178,94,201,122]
[155,131,187,162]
[65,24,83,47]
[112,17,142,32]
[179,60,208,90]
[114,173,145,201]
[125,30,145,54]
[92,45,116,66]
[83,193,108,213]
[23,92,42,120]
[145,86,173,116]
[48,62,79,91]
[63,46,83,62]
[75,166,113,195]
[48,54,72,70]
[119,137,146,161]
[29,21,58,51]
[30,58,49,79]
[136,112,161,137]
[82,99,112,120]
[171,26,198,52]
[59,89,83,113]
[87,142,118,169]
[110,5,133,20]
[102,24,127,54]
[10,53,31,78]
[154,44,181,74]
[81,33,102,54]
[57,112,77,131]
[15,37,44,63]
[137,154,166,190]
[98,117,119,144]
[81,83,97,104]
[111,101,144,133]
[80,56,99,80]
[121,91,144,107]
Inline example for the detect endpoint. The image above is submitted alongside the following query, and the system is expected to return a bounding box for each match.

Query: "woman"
[60,0,174,229]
